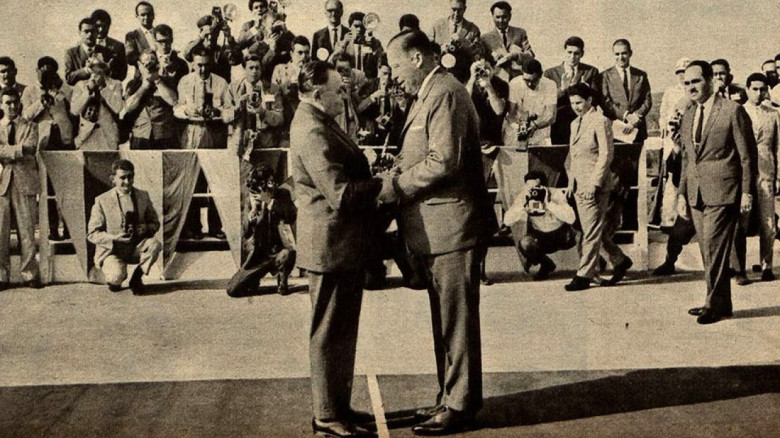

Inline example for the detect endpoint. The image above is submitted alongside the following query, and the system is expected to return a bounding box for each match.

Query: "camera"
[375,113,391,131]
[122,211,139,239]
[270,21,286,35]
[353,32,365,46]
[517,114,538,142]
[40,93,55,107]
[144,59,160,73]
[446,39,461,53]
[212,6,224,25]
[248,90,262,107]
[201,92,215,119]
[246,165,277,195]
[82,98,100,123]
[474,66,490,79]
[525,185,548,216]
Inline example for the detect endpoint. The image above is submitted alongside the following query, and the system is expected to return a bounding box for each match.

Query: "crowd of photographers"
[0,0,778,297]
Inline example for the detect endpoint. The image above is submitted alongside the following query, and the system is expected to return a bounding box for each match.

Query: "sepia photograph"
[0,0,778,436]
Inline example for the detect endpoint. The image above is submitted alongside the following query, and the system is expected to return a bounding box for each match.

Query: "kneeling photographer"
[227,165,297,297]
[504,171,577,280]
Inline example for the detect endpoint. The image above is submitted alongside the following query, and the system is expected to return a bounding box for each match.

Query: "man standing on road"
[678,60,757,324]
[290,60,380,438]
[381,30,495,435]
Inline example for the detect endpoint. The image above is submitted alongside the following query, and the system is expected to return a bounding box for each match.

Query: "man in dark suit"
[311,0,350,61]
[711,59,747,104]
[479,1,534,83]
[125,1,156,66]
[183,15,242,83]
[678,60,757,324]
[380,30,495,435]
[543,36,600,145]
[600,39,652,142]
[64,18,113,86]
[90,9,128,81]
[0,89,40,290]
[290,60,380,438]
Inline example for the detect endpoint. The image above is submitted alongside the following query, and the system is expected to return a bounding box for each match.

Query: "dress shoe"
[564,276,591,291]
[22,279,43,289]
[277,273,291,295]
[761,269,775,282]
[652,261,676,276]
[209,230,227,240]
[345,409,375,424]
[697,308,730,325]
[533,258,556,281]
[411,406,475,436]
[0,282,9,291]
[688,306,732,317]
[312,418,375,437]
[364,269,387,290]
[415,405,445,419]
[108,284,123,292]
[129,268,146,295]
[607,257,633,285]
[752,264,763,273]
[734,272,750,286]
[480,274,493,286]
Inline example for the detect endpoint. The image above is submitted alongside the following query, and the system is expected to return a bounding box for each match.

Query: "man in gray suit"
[290,60,380,438]
[479,1,534,83]
[563,83,629,292]
[0,89,40,290]
[678,60,757,324]
[125,2,157,66]
[380,30,495,435]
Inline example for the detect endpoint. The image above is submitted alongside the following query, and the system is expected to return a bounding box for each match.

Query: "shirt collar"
[0,117,14,127]
[417,66,440,98]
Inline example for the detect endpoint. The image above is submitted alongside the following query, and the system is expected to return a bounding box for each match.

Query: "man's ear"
[413,51,423,68]
[311,87,321,101]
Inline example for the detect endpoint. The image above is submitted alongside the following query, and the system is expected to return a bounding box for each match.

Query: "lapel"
[400,68,441,140]
[682,102,695,153]
[571,110,590,145]
[701,95,723,147]
[630,68,642,103]
[613,67,629,102]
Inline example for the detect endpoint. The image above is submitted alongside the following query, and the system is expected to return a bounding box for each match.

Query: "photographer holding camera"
[333,12,385,79]
[227,53,284,169]
[356,63,405,146]
[227,164,296,297]
[87,159,162,295]
[71,59,123,150]
[22,57,73,150]
[503,58,557,150]
[430,0,482,83]
[332,54,366,140]
[183,14,241,82]
[504,171,576,280]
[124,50,179,149]
[152,24,189,90]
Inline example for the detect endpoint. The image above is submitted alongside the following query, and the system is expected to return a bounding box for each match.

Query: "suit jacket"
[183,40,242,83]
[545,62,601,144]
[289,101,380,272]
[679,95,757,207]
[480,26,533,81]
[21,82,74,147]
[394,68,494,255]
[125,28,155,66]
[745,103,780,182]
[98,36,128,81]
[311,25,349,59]
[87,187,160,267]
[567,108,616,192]
[64,45,113,86]
[430,17,481,83]
[0,117,39,196]
[226,77,284,158]
[600,65,652,141]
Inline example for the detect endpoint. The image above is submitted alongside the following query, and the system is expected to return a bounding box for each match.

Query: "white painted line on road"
[367,374,390,438]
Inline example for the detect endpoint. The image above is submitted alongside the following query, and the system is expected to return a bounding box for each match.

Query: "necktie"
[574,117,582,137]
[622,68,629,97]
[7,121,15,145]
[331,28,337,48]
[356,44,362,70]
[694,104,704,145]
[501,30,508,49]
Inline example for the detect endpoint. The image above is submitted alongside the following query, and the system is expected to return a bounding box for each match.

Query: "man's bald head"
[325,0,343,26]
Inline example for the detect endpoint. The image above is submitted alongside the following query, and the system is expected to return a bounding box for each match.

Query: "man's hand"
[113,233,132,243]
[376,172,398,205]
[266,31,279,50]
[185,105,201,117]
[626,113,641,127]
[576,186,596,201]
[274,248,291,268]
[740,193,752,215]
[135,224,148,239]
[370,88,386,101]
[677,194,689,220]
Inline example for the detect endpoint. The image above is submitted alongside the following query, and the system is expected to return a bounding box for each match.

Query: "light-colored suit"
[393,67,493,413]
[290,101,380,420]
[87,187,161,285]
[679,94,757,314]
[70,78,124,150]
[567,107,626,279]
[480,26,533,82]
[22,83,75,148]
[739,103,778,271]
[543,62,601,145]
[0,117,39,282]
[601,65,652,142]
[174,73,232,149]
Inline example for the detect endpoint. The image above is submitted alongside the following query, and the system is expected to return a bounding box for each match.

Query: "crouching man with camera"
[87,160,162,295]
[504,171,577,280]
[227,165,296,297]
